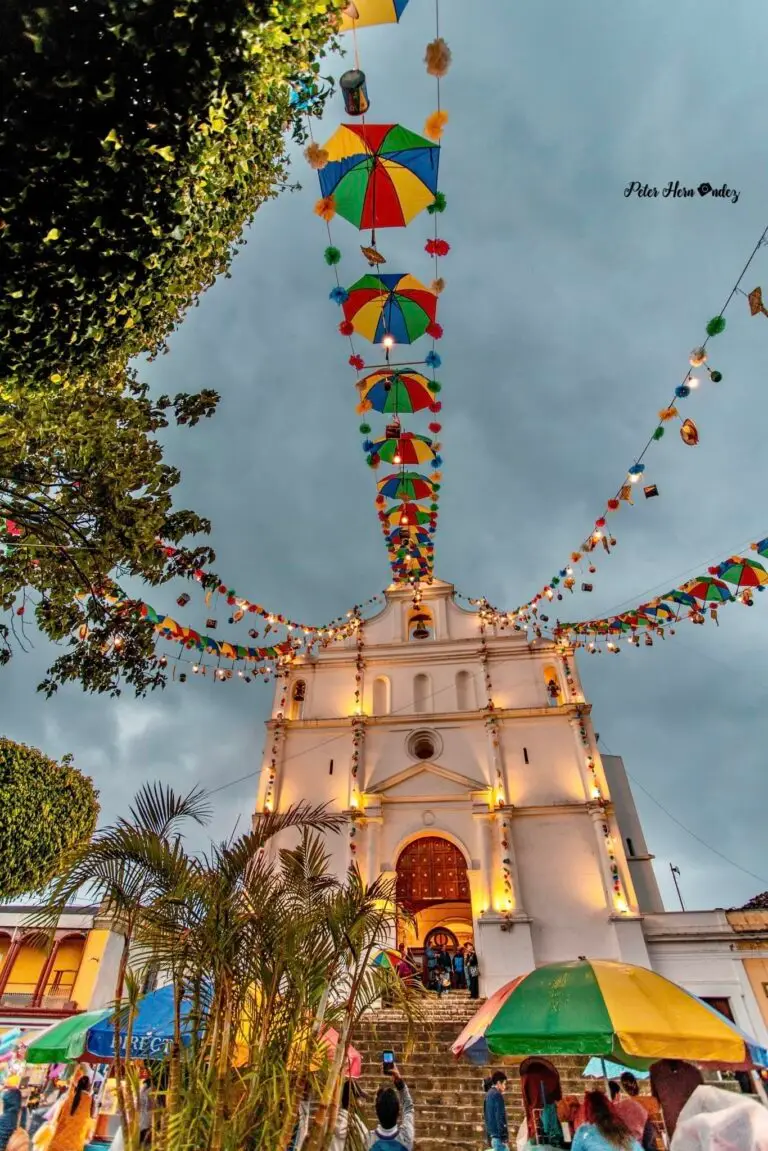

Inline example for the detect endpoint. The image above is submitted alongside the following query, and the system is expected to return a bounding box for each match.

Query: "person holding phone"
[366,1059,414,1151]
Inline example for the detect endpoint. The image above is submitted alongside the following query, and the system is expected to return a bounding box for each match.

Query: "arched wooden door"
[423,927,459,951]
[396,836,470,906]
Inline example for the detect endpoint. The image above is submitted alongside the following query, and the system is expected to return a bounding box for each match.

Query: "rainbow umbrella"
[451,959,768,1070]
[681,576,733,604]
[369,432,436,466]
[716,556,768,589]
[751,538,768,560]
[385,502,433,528]
[387,528,431,550]
[372,948,406,971]
[358,369,436,413]
[339,0,410,31]
[343,273,437,345]
[666,588,697,608]
[377,471,434,501]
[319,124,439,231]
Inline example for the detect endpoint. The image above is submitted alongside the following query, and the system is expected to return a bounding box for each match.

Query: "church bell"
[411,612,431,639]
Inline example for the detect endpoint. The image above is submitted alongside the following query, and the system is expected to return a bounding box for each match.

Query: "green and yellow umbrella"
[339,0,411,32]
[452,959,768,1069]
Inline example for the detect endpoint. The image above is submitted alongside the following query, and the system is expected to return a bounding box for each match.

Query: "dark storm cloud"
[3,1,768,907]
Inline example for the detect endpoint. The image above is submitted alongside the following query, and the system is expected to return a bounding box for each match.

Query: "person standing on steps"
[452,945,465,989]
[483,1071,510,1151]
[466,945,480,999]
[367,1063,414,1151]
[438,944,452,991]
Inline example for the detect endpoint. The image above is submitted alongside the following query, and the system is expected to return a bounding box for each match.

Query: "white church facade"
[255,579,768,1044]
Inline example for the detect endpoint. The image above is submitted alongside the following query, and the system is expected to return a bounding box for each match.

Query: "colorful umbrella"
[385,502,433,528]
[344,273,437,345]
[681,577,734,604]
[339,0,410,31]
[25,1010,110,1065]
[369,432,436,466]
[387,529,431,550]
[358,369,436,414]
[317,1027,363,1079]
[319,124,439,231]
[84,983,198,1060]
[372,948,404,970]
[666,588,697,608]
[716,556,768,589]
[751,538,768,560]
[377,471,434,500]
[451,959,768,1070]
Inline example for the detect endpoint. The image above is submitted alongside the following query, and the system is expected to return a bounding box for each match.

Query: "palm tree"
[29,785,421,1151]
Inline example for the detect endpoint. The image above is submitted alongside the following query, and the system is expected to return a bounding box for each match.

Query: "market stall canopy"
[25,1010,110,1065]
[451,959,768,1070]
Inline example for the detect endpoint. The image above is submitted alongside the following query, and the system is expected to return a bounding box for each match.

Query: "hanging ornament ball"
[680,417,699,446]
[689,346,707,367]
[430,277,446,295]
[706,315,727,337]
[425,36,452,77]
[324,246,342,266]
[709,369,723,383]
[675,383,691,399]
[359,422,371,435]
[652,426,665,440]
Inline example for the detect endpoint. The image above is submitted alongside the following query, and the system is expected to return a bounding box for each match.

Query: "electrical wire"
[597,735,768,887]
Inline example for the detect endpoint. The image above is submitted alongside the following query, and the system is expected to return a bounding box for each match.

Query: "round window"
[407,729,442,761]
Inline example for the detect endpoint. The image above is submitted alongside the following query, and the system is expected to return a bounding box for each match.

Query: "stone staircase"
[354,990,587,1151]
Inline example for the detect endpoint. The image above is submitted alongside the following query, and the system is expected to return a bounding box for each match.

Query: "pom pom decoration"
[675,383,691,398]
[329,286,349,305]
[339,320,354,336]
[627,463,645,477]
[426,238,450,257]
[424,109,449,142]
[425,350,442,368]
[428,422,442,433]
[429,380,442,393]
[362,439,374,453]
[425,37,452,77]
[607,499,620,511]
[429,401,442,413]
[709,369,723,382]
[324,246,342,266]
[426,321,443,339]
[659,406,678,421]
[367,454,381,468]
[680,417,699,446]
[430,277,445,295]
[689,346,707,367]
[652,427,665,440]
[314,195,337,222]
[349,354,365,370]
[428,192,447,215]
[304,142,329,170]
[706,315,727,336]
[359,422,371,434]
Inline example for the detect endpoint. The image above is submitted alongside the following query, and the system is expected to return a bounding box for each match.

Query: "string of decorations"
[475,224,768,628]
[478,608,515,912]
[349,607,365,857]
[574,707,628,912]
[157,541,384,638]
[307,0,451,585]
[263,674,289,813]
[553,538,768,652]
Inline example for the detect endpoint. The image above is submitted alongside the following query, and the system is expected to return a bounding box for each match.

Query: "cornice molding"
[266,702,591,730]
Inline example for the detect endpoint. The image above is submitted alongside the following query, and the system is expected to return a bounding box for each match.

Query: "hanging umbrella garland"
[357,368,439,413]
[339,1,412,35]
[553,544,768,651]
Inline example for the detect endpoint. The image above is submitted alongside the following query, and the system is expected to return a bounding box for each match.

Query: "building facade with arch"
[254,580,768,1042]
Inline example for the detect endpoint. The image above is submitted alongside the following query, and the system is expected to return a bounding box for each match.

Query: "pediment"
[369,761,487,799]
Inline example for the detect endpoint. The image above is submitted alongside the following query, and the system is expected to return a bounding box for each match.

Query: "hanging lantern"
[385,419,401,440]
[680,418,699,446]
[340,69,370,116]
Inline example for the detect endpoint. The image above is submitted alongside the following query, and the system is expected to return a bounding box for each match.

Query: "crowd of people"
[421,941,480,998]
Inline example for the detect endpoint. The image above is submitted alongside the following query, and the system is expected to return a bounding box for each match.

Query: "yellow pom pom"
[314,195,336,222]
[425,37,452,78]
[424,109,449,142]
[430,277,445,295]
[658,406,678,422]
[304,142,329,170]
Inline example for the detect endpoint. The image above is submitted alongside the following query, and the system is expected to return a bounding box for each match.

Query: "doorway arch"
[395,835,473,981]
[423,926,459,951]
[520,1058,563,1144]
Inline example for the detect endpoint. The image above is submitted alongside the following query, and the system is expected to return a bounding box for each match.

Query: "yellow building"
[726,900,768,1028]
[0,903,124,1033]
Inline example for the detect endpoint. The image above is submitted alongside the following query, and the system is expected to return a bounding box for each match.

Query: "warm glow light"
[495,788,505,806]
[393,454,401,464]
[590,786,601,799]
[629,473,641,483]
[264,797,274,813]
[593,531,602,542]
[350,793,359,809]
[688,375,700,389]
[566,566,573,576]
[382,335,395,349]
[615,895,628,914]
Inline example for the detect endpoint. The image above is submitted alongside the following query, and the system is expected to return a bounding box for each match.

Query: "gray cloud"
[3,0,768,909]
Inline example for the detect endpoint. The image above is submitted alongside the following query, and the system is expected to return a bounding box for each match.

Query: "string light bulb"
[382,335,395,349]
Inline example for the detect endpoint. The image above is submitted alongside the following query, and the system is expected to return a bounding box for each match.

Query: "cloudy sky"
[4,0,768,912]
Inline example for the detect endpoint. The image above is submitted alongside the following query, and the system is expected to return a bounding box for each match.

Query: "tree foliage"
[0,0,340,693]
[0,736,100,900]
[32,784,422,1151]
